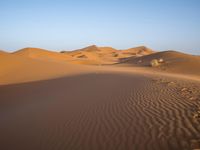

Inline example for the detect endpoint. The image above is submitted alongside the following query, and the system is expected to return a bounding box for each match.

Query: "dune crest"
[60,45,154,65]
[13,47,73,62]
[119,46,154,56]
[9,45,154,66]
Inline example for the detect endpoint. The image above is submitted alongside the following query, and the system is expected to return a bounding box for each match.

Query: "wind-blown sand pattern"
[0,46,200,150]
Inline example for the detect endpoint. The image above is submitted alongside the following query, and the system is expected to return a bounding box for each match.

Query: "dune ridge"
[60,45,154,65]
[13,47,73,62]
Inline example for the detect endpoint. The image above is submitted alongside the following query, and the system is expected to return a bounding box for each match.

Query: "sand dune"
[61,45,154,65]
[120,50,200,76]
[13,47,73,62]
[0,73,200,150]
[119,46,154,57]
[0,50,8,55]
[0,46,200,150]
[61,45,118,65]
[2,45,154,66]
[0,52,91,85]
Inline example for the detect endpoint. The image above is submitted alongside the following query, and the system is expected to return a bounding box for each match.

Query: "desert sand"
[0,46,200,150]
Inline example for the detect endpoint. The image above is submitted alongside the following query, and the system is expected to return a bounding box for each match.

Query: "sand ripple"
[0,73,200,150]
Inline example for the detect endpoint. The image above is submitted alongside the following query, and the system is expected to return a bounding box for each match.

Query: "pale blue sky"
[0,0,200,54]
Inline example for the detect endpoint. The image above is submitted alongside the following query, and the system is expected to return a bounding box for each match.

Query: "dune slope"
[13,47,72,62]
[0,52,89,85]
[120,50,200,76]
[119,46,154,56]
[0,73,200,150]
[0,50,8,54]
[61,45,154,65]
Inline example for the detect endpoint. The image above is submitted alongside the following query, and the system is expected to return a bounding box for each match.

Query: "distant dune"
[1,46,199,83]
[0,50,8,55]
[13,47,73,62]
[119,46,154,56]
[61,45,154,65]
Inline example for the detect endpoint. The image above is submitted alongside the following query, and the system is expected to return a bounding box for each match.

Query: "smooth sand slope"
[0,51,91,85]
[0,47,200,150]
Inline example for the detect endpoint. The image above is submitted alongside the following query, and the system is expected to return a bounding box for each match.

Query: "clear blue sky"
[0,0,200,54]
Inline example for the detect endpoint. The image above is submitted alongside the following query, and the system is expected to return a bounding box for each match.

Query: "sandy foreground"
[0,48,200,150]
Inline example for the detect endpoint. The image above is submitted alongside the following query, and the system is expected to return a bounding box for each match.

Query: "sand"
[119,50,200,76]
[60,45,154,65]
[13,47,73,62]
[0,51,92,85]
[0,47,200,150]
